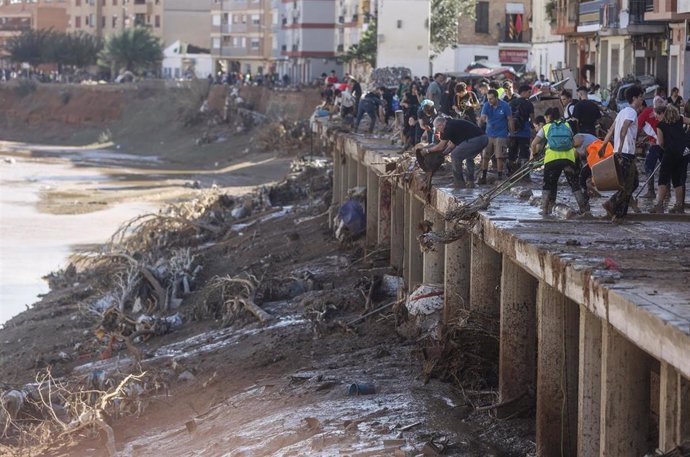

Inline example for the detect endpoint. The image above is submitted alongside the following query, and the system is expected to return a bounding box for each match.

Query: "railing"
[630,0,654,23]
[578,0,618,28]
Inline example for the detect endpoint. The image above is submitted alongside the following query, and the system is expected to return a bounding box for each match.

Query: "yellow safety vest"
[542,122,576,164]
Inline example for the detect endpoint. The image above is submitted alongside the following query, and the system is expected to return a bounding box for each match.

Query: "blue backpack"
[546,121,573,151]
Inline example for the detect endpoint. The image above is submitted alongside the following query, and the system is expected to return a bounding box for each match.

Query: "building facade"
[530,0,566,78]
[211,0,273,76]
[66,0,163,40]
[376,0,429,77]
[277,0,341,83]
[556,0,669,91]
[163,0,213,49]
[648,0,690,99]
[0,0,68,63]
[434,0,531,74]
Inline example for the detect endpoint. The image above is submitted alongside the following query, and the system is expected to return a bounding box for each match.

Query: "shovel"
[630,161,661,213]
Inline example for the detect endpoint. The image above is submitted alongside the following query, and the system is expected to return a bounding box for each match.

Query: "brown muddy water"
[0,147,165,324]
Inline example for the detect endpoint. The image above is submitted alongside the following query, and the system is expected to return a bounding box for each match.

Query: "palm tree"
[98,27,163,78]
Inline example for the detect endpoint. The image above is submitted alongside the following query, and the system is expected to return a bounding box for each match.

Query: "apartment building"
[530,0,566,78]
[67,0,164,40]
[163,0,213,49]
[0,0,68,60]
[434,0,531,74]
[277,0,342,83]
[647,0,690,98]
[376,0,430,77]
[211,0,273,75]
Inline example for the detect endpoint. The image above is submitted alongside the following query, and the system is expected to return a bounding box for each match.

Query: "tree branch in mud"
[417,219,475,252]
[206,274,271,325]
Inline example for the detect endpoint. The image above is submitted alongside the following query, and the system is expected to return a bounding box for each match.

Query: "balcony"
[628,0,666,34]
[213,47,247,57]
[577,0,616,33]
[644,0,678,21]
[551,0,578,35]
[0,17,30,33]
[503,14,527,43]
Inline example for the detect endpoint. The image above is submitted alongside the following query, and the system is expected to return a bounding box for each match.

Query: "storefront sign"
[499,49,529,64]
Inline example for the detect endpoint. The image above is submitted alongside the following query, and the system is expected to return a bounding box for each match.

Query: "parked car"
[613,80,658,112]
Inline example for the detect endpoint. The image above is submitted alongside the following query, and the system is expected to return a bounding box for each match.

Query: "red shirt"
[637,106,658,144]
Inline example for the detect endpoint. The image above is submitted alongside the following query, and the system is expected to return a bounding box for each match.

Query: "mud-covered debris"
[334,199,366,242]
[421,308,499,392]
[347,383,376,396]
[303,417,321,430]
[185,419,197,433]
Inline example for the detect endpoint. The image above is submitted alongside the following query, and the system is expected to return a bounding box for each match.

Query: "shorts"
[483,137,508,160]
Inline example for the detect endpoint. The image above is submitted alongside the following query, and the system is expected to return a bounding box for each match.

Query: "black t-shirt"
[509,97,534,134]
[441,119,485,144]
[658,119,687,155]
[572,99,601,134]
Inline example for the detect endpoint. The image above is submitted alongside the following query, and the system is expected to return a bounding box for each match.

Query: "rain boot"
[540,192,554,216]
[573,190,590,214]
[670,186,685,213]
[642,181,656,199]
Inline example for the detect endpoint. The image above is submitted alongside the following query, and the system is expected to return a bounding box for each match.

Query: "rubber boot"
[540,192,554,216]
[573,190,590,214]
[642,181,656,199]
[477,170,487,185]
[670,186,685,213]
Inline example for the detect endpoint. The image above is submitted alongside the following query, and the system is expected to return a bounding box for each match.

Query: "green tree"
[342,16,377,67]
[62,32,103,68]
[6,29,51,67]
[98,27,163,76]
[430,0,475,56]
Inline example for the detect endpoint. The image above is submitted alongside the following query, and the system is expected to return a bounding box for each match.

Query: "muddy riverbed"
[0,142,290,324]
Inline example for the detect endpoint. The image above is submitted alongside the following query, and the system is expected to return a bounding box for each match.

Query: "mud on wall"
[0,82,322,145]
[237,86,323,121]
[0,83,126,127]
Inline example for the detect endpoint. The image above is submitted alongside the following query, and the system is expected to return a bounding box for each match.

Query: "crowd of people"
[321,70,689,220]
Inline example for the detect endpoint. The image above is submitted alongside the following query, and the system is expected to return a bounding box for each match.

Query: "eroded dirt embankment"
[0,82,322,166]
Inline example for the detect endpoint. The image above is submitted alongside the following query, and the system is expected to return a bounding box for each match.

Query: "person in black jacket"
[354,87,384,133]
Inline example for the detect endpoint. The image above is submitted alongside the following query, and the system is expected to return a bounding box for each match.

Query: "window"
[475,1,489,34]
[75,15,81,27]
[251,39,260,49]
[112,15,117,28]
[155,15,160,27]
[101,15,105,27]
[251,14,260,25]
[474,55,488,61]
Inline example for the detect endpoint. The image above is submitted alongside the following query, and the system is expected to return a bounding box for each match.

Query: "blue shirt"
[481,100,512,138]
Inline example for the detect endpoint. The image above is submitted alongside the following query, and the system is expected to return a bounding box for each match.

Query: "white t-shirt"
[613,107,638,155]
[341,90,354,108]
